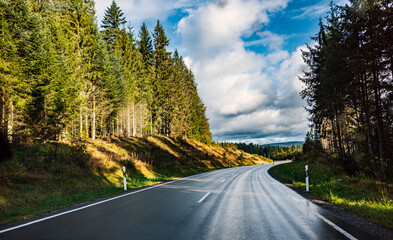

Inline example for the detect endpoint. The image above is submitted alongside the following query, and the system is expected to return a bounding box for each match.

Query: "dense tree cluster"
[220,142,302,160]
[0,0,211,144]
[300,0,393,177]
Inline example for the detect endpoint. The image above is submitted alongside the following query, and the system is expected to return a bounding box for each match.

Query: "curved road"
[0,162,376,239]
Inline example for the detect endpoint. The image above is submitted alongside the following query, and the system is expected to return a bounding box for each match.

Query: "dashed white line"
[221,179,226,183]
[317,213,358,240]
[198,192,211,203]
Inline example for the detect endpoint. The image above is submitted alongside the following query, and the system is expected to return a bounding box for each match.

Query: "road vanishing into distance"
[0,162,376,240]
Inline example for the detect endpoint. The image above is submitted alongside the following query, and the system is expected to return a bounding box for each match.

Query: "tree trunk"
[7,100,13,142]
[132,102,136,137]
[150,114,153,135]
[1,94,5,130]
[331,119,338,151]
[80,108,83,139]
[112,120,115,139]
[373,67,386,175]
[92,95,96,140]
[360,69,373,156]
[100,116,102,138]
[127,104,130,137]
[140,103,143,136]
[85,112,89,139]
[335,108,343,157]
[116,117,119,137]
[120,112,123,137]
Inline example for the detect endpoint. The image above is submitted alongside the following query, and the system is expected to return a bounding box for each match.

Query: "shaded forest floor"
[272,161,393,231]
[0,136,270,225]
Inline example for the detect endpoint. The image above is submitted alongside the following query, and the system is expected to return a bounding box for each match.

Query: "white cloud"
[293,3,328,19]
[292,0,351,19]
[177,0,287,59]
[94,0,199,26]
[178,0,309,143]
[95,0,311,143]
[256,31,285,50]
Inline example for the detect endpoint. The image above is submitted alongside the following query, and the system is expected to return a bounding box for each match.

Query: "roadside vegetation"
[271,1,393,231]
[273,153,393,230]
[0,136,270,225]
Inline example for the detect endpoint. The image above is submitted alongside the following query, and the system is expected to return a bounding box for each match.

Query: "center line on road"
[221,179,226,183]
[198,192,211,203]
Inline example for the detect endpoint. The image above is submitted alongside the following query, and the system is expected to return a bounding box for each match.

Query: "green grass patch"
[273,161,393,229]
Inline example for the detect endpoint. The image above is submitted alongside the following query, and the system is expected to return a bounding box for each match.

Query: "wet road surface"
[0,162,376,239]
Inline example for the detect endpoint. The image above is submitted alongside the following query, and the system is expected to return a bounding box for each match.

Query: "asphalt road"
[0,162,376,239]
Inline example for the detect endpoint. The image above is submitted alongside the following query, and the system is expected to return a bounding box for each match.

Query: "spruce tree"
[101,0,126,47]
[138,22,153,68]
[152,20,171,134]
[61,0,98,140]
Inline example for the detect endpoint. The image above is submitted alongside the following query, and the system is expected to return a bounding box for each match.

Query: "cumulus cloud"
[178,0,309,143]
[94,0,199,26]
[95,0,311,143]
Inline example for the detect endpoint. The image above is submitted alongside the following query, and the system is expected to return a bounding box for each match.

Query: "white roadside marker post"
[123,166,127,191]
[305,165,309,192]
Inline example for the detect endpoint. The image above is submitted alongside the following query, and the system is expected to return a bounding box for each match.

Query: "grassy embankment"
[273,161,393,229]
[0,136,270,225]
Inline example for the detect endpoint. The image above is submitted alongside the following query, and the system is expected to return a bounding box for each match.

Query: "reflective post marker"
[305,165,309,192]
[123,166,127,191]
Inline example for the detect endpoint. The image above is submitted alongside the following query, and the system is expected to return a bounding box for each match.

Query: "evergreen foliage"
[138,22,153,68]
[301,0,393,178]
[221,142,302,160]
[0,0,211,144]
[101,0,126,47]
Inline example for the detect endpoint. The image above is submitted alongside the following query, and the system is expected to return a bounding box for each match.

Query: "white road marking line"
[198,192,211,203]
[221,179,226,183]
[291,196,299,202]
[267,164,357,240]
[0,175,194,234]
[316,213,358,240]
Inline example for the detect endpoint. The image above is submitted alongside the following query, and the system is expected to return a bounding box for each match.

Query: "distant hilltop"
[262,141,304,147]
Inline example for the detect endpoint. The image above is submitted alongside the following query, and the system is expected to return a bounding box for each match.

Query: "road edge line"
[317,213,357,240]
[0,175,194,234]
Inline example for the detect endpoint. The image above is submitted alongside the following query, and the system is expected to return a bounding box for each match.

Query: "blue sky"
[94,0,348,144]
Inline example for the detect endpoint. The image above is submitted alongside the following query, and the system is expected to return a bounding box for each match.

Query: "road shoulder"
[268,166,393,240]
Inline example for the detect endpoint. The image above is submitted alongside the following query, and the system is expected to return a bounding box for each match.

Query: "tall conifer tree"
[101,0,126,47]
[152,20,171,134]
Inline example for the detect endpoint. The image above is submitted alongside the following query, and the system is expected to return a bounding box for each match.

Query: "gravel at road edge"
[268,166,393,240]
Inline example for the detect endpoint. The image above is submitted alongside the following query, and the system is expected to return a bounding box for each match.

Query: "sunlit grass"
[273,161,393,229]
[147,136,180,158]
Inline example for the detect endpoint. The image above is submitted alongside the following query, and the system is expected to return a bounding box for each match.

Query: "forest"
[0,0,211,144]
[220,142,303,160]
[300,0,393,178]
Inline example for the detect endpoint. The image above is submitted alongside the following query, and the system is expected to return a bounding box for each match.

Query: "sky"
[94,0,348,144]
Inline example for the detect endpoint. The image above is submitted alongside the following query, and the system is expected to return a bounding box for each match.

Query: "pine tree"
[152,20,171,134]
[101,0,126,47]
[138,22,154,134]
[138,22,153,68]
[0,0,24,140]
[301,1,393,177]
[1,1,212,147]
